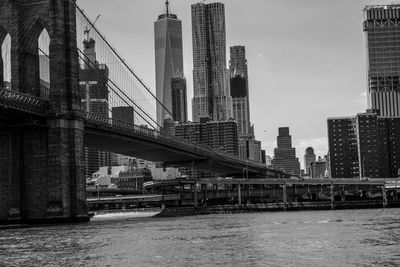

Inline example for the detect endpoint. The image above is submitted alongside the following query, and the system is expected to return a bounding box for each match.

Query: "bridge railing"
[84,112,211,152]
[84,112,267,169]
[0,88,48,114]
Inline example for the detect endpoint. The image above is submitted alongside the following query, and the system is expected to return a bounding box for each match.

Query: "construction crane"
[84,14,101,40]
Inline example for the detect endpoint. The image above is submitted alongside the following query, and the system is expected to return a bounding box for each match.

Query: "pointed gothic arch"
[38,28,50,99]
[1,33,11,89]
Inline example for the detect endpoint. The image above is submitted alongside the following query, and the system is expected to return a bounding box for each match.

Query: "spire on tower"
[165,0,171,16]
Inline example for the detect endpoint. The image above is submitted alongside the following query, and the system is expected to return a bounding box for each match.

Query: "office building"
[191,2,232,122]
[229,46,261,161]
[162,116,176,136]
[304,147,316,175]
[80,38,109,117]
[364,5,400,117]
[238,135,262,162]
[272,127,301,177]
[155,0,184,127]
[80,38,112,178]
[310,157,327,179]
[112,106,135,124]
[328,109,400,178]
[261,150,267,164]
[175,117,239,155]
[171,75,187,123]
[230,46,251,135]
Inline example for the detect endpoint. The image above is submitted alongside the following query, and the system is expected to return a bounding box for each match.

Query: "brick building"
[328,110,400,178]
[111,168,152,191]
[175,117,239,155]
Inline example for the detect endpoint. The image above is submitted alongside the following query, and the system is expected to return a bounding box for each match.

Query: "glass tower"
[191,2,232,122]
[154,0,184,126]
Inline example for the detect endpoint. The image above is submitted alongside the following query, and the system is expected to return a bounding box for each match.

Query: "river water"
[1,209,400,266]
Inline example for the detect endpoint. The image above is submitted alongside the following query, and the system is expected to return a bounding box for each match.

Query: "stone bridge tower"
[0,0,88,223]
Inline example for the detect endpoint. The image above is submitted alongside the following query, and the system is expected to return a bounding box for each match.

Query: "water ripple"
[1,209,400,266]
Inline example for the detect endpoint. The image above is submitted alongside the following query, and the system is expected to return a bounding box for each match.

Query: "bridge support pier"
[0,0,88,224]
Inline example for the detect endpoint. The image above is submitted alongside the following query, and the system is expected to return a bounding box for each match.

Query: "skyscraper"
[171,75,187,123]
[304,147,316,175]
[154,0,184,127]
[191,2,232,122]
[229,46,261,162]
[272,127,301,177]
[79,38,112,178]
[230,46,251,135]
[364,5,400,117]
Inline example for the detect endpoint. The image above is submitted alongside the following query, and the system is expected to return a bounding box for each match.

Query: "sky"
[77,0,393,168]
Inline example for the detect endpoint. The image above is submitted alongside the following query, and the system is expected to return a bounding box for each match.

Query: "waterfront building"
[86,166,129,189]
[328,109,400,178]
[150,165,182,180]
[175,117,239,155]
[327,116,359,178]
[304,147,316,175]
[111,168,153,191]
[154,0,184,127]
[364,5,400,117]
[171,75,187,123]
[116,155,136,168]
[191,2,232,122]
[272,127,301,177]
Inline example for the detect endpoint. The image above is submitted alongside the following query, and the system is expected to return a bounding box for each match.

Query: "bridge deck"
[0,88,283,176]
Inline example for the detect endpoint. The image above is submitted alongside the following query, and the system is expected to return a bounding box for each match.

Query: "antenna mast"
[165,0,170,16]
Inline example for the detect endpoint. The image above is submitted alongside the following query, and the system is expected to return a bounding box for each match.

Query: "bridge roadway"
[0,88,283,176]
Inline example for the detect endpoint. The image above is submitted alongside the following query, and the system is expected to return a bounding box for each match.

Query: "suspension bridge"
[0,0,284,224]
